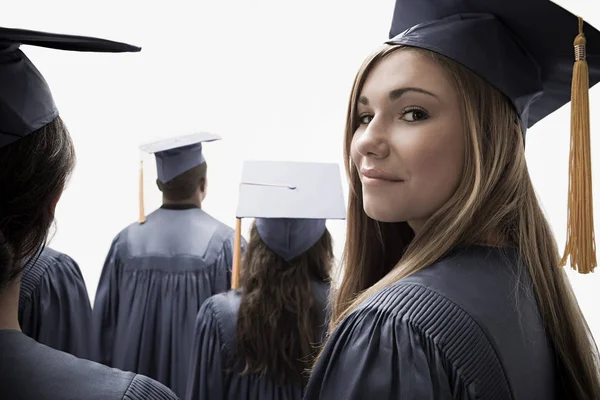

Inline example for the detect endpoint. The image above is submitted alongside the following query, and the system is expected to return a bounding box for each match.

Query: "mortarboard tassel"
[231,218,242,289]
[560,17,596,274]
[138,159,147,224]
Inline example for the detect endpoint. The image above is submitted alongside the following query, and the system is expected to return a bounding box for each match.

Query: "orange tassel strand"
[231,218,242,289]
[560,17,596,274]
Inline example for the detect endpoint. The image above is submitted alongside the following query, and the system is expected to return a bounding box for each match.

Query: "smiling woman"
[303,0,600,399]
[352,49,465,227]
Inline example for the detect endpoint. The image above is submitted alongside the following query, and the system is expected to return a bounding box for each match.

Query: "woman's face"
[351,49,465,231]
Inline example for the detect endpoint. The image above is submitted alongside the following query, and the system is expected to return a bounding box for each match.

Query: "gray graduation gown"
[185,281,331,400]
[304,246,560,399]
[19,247,92,359]
[92,206,245,398]
[0,330,178,400]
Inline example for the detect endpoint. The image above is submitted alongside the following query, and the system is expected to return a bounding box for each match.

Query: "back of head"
[0,117,75,293]
[236,222,334,386]
[156,162,207,201]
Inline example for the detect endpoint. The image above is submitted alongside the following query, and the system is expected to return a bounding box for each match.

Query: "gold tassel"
[560,17,596,274]
[231,218,242,289]
[138,159,147,224]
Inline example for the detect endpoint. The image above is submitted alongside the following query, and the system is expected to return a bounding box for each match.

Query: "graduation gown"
[92,205,245,398]
[19,247,92,359]
[185,280,331,400]
[304,246,559,400]
[0,330,178,400]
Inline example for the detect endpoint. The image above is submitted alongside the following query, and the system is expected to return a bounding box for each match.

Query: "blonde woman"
[304,1,600,399]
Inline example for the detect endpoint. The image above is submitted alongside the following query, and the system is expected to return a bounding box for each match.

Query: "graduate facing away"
[0,27,178,400]
[185,160,346,400]
[92,132,244,398]
[19,247,93,360]
[304,0,600,399]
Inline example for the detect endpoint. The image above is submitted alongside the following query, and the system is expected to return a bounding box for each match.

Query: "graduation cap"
[385,0,599,274]
[137,132,221,223]
[231,160,347,288]
[0,26,141,148]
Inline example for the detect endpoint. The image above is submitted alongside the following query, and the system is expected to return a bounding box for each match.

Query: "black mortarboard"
[386,0,598,273]
[0,26,141,148]
[386,0,600,133]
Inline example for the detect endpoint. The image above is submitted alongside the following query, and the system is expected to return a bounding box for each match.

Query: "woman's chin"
[362,203,407,223]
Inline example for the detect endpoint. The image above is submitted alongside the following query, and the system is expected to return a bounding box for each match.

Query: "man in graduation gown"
[19,247,92,359]
[92,133,245,398]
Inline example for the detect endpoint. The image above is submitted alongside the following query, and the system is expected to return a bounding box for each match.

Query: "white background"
[2,0,599,340]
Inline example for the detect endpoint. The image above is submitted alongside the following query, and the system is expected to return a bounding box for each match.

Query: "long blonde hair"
[331,44,600,399]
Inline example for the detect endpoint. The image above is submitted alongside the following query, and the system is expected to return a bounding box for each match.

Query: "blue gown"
[0,330,179,400]
[185,280,331,400]
[92,205,245,398]
[19,247,92,359]
[304,246,560,399]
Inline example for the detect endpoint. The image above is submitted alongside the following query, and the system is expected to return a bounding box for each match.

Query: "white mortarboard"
[236,160,347,220]
[230,160,346,287]
[139,132,221,184]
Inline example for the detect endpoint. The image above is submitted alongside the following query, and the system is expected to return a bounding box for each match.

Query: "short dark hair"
[0,117,76,293]
[156,162,207,201]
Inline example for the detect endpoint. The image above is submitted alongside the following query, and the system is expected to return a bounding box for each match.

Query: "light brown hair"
[331,44,600,399]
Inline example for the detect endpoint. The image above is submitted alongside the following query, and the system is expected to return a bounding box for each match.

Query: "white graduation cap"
[231,160,346,288]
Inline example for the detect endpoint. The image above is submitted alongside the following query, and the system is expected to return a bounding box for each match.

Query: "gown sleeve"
[304,282,515,400]
[185,298,226,400]
[91,237,122,366]
[124,375,181,400]
[303,284,483,400]
[304,306,455,399]
[19,252,93,359]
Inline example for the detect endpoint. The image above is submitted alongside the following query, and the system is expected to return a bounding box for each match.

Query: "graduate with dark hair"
[19,247,92,359]
[92,133,245,398]
[0,26,178,400]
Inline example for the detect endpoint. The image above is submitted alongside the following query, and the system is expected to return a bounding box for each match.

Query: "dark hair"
[236,223,334,386]
[0,117,76,293]
[156,162,207,201]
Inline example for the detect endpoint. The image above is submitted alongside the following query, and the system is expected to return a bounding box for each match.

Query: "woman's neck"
[0,280,21,331]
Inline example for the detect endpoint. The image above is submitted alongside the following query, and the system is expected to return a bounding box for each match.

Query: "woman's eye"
[358,114,373,125]
[401,108,429,122]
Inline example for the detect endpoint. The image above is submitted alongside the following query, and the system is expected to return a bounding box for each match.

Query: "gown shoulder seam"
[18,253,57,314]
[362,281,513,399]
[207,293,239,362]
